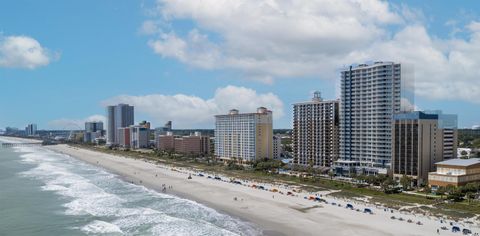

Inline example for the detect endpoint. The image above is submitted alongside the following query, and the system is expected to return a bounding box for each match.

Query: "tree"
[381,178,396,194]
[328,170,335,180]
[466,192,476,203]
[446,188,464,202]
[400,175,413,190]
[436,186,446,199]
[423,186,431,198]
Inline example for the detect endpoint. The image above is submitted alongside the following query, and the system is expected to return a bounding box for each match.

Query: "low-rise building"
[157,132,210,155]
[428,158,480,187]
[157,132,175,151]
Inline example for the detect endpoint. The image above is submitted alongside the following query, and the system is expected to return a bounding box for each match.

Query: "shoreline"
[30,143,479,236]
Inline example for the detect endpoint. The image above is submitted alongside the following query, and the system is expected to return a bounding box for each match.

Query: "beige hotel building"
[214,107,273,163]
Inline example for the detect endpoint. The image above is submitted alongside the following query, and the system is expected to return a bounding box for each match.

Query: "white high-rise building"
[106,104,134,145]
[129,125,149,149]
[25,124,37,136]
[293,92,339,168]
[335,62,414,175]
[215,107,273,163]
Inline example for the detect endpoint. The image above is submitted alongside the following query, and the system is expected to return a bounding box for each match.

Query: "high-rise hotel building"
[391,111,443,185]
[214,107,273,163]
[106,104,134,145]
[293,92,339,168]
[335,62,414,175]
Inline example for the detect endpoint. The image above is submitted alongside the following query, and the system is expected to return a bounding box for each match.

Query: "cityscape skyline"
[1,1,480,130]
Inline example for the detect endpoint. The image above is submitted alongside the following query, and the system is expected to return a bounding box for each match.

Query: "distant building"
[215,107,273,163]
[139,120,151,130]
[157,132,210,155]
[391,112,443,185]
[154,121,173,137]
[157,132,175,151]
[293,92,339,168]
[117,127,131,148]
[106,104,134,145]
[25,124,37,136]
[335,62,414,176]
[428,158,480,187]
[164,121,172,131]
[129,125,149,149]
[273,135,282,159]
[84,121,104,143]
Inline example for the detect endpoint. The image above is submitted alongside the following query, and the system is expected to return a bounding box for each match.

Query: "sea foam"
[16,146,261,236]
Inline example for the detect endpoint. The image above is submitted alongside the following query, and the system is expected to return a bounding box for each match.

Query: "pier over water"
[0,142,43,148]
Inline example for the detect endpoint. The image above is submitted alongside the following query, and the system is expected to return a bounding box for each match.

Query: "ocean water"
[0,140,260,236]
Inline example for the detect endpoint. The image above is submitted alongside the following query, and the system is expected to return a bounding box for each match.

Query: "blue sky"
[0,0,479,129]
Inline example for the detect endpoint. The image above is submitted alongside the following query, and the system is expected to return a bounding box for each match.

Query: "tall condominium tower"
[25,124,37,136]
[293,92,339,168]
[106,104,134,144]
[335,62,414,175]
[215,107,273,163]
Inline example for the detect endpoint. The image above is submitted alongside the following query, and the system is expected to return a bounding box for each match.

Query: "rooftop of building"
[293,91,339,105]
[393,111,438,121]
[342,61,397,71]
[435,158,480,167]
[215,107,272,117]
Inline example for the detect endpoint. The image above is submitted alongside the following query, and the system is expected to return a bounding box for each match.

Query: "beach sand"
[44,144,478,236]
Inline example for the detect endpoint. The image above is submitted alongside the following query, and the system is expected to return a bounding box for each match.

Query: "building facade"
[106,104,134,145]
[214,107,273,162]
[129,125,149,149]
[335,62,414,175]
[391,112,443,185]
[157,132,210,155]
[293,92,339,168]
[424,110,458,160]
[273,135,282,159]
[429,158,480,187]
[25,124,37,136]
[84,121,104,143]
[117,127,131,148]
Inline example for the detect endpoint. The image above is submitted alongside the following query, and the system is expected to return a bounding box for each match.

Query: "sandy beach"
[32,144,478,236]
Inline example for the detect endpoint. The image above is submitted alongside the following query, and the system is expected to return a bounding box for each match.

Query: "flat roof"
[436,158,480,167]
[393,111,438,120]
[292,99,339,105]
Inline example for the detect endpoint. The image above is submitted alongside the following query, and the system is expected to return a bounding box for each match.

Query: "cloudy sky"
[0,0,479,129]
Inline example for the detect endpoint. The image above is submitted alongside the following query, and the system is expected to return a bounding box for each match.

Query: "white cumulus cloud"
[101,85,284,128]
[142,0,480,103]
[48,115,106,130]
[0,35,56,69]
